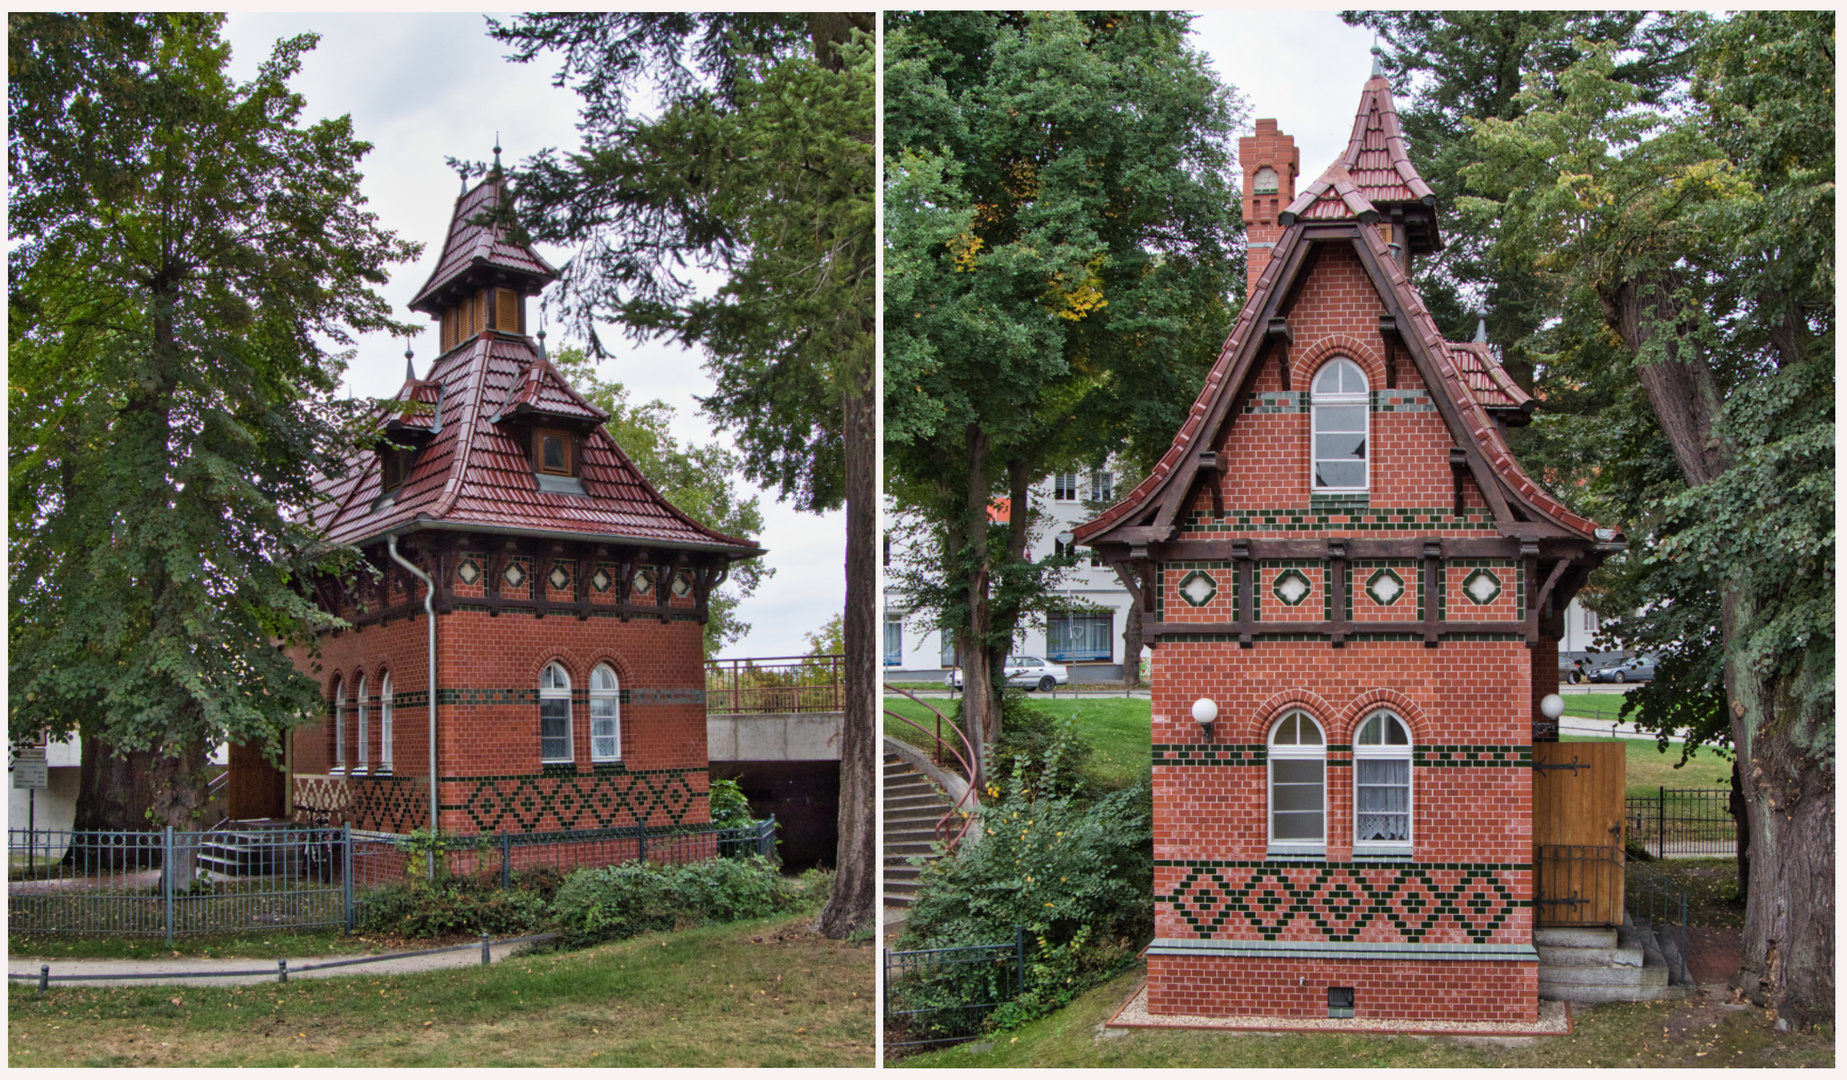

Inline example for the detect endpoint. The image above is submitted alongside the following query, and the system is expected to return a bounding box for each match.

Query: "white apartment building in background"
[884,467,1137,682]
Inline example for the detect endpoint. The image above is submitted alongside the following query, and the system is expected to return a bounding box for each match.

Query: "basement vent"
[1328,987,1355,1019]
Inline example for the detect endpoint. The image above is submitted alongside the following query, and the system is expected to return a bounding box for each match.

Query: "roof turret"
[407,169,559,315]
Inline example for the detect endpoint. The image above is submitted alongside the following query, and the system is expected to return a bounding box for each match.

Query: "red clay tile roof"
[308,332,760,556]
[1340,75,1435,207]
[407,175,558,314]
[491,357,609,424]
[1446,341,1533,414]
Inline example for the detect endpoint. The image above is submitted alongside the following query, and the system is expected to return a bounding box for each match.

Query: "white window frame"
[1053,472,1079,501]
[332,677,346,774]
[354,674,369,774]
[1090,469,1113,502]
[589,664,620,763]
[1310,357,1369,494]
[539,662,573,763]
[1267,710,1327,855]
[1352,710,1413,854]
[883,613,903,666]
[378,672,393,773]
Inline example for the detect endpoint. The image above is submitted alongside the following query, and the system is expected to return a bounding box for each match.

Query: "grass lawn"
[1560,734,1733,796]
[893,964,1832,1069]
[8,912,874,1067]
[1556,692,1632,721]
[884,696,1152,789]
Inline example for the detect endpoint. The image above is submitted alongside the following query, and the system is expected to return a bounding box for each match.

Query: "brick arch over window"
[1247,688,1337,743]
[527,647,588,686]
[1292,334,1386,389]
[585,652,638,688]
[1333,688,1430,744]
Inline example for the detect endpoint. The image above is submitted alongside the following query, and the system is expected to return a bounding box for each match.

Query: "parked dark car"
[1589,656,1656,683]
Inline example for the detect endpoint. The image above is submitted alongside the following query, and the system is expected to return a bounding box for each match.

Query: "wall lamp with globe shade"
[1192,698,1219,742]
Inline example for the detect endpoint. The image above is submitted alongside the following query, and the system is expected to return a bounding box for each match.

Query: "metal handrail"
[883,685,979,852]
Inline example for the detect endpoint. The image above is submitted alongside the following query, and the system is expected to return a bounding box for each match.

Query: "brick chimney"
[1239,119,1300,298]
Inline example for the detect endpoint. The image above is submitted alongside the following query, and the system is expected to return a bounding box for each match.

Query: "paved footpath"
[10,940,532,989]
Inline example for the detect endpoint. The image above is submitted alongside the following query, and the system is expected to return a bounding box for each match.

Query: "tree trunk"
[1121,603,1144,689]
[958,425,1001,761]
[815,355,875,938]
[1730,757,1751,900]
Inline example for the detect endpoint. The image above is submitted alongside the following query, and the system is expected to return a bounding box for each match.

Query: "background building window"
[1311,357,1369,491]
[883,613,902,666]
[1054,473,1079,501]
[1047,611,1113,662]
[1269,710,1326,851]
[354,674,369,772]
[378,672,393,772]
[590,664,620,762]
[1353,711,1412,847]
[939,633,957,668]
[1090,469,1113,502]
[540,662,572,763]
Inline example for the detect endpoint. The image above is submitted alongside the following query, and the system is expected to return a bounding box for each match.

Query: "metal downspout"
[386,534,439,869]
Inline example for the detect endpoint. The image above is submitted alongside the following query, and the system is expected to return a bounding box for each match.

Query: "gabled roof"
[408,173,558,314]
[308,332,760,557]
[1072,75,1610,550]
[489,357,609,425]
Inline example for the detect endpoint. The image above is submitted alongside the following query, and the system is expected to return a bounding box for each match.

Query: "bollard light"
[1192,698,1219,742]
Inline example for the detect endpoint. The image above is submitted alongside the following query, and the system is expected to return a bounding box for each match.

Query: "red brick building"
[263,163,762,840]
[1073,71,1622,1023]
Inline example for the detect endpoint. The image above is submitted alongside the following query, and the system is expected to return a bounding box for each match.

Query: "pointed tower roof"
[1340,73,1436,208]
[408,170,559,315]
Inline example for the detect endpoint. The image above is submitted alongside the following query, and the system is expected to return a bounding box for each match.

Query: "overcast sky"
[215,10,1381,657]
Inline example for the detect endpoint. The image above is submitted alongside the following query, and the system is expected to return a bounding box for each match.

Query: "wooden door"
[1532,741,1626,926]
[227,741,287,821]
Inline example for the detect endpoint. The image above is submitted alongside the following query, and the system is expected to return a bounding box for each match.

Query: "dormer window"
[381,447,418,492]
[533,427,575,476]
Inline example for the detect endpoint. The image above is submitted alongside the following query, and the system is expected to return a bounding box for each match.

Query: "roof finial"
[1371,37,1385,79]
[1475,312,1489,344]
[536,312,548,360]
[456,160,470,194]
[404,338,416,382]
[492,135,502,174]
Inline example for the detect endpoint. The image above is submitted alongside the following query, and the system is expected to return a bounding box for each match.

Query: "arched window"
[1311,357,1369,492]
[1268,710,1326,852]
[1353,710,1413,851]
[354,674,369,772]
[332,677,346,773]
[539,663,572,763]
[590,664,620,762]
[379,672,394,773]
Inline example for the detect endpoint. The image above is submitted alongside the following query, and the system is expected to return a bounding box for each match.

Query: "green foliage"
[357,875,550,939]
[394,829,489,881]
[551,346,768,654]
[973,692,1099,800]
[898,747,1154,1030]
[883,11,1243,728]
[708,777,756,829]
[549,855,801,949]
[7,14,419,821]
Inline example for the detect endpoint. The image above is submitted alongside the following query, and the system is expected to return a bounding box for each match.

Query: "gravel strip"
[1107,983,1570,1037]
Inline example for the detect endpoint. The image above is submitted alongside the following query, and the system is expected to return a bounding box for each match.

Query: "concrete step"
[1538,962,1668,988]
[1534,927,1619,949]
[1536,944,1645,968]
[1539,980,1692,1003]
[886,792,951,811]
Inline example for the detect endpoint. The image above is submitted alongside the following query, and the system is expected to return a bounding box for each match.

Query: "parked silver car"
[944,656,1071,692]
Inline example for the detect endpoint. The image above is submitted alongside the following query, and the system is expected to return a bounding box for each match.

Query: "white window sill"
[1352,845,1413,859]
[1265,848,1326,861]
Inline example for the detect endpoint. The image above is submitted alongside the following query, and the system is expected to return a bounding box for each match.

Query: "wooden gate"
[1532,741,1626,926]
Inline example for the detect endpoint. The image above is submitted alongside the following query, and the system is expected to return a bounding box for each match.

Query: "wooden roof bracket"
[1196,450,1225,519]
[1348,235,1514,527]
[1448,447,1470,517]
[1232,539,1254,648]
[1266,317,1294,392]
[1379,314,1400,389]
[1520,541,1541,646]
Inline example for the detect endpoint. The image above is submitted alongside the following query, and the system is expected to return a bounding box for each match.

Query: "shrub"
[967,692,1099,799]
[357,875,549,939]
[709,777,757,829]
[549,855,801,948]
[897,745,1153,1030]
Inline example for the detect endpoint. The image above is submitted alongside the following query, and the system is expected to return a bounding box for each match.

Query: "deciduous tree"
[8,13,419,830]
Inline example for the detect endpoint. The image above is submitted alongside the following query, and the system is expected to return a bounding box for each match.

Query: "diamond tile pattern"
[451,767,704,833]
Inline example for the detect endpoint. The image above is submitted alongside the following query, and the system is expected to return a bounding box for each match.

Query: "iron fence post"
[1015,925,1025,996]
[343,824,354,932]
[164,826,175,947]
[502,832,512,889]
[1658,785,1665,856]
[637,823,647,864]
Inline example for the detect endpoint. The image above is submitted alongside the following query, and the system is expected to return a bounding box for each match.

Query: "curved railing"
[883,685,980,852]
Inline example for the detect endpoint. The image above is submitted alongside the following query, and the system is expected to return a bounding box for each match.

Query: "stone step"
[1539,980,1692,1003]
[1538,962,1668,988]
[885,792,951,811]
[1536,944,1645,968]
[1534,927,1619,949]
